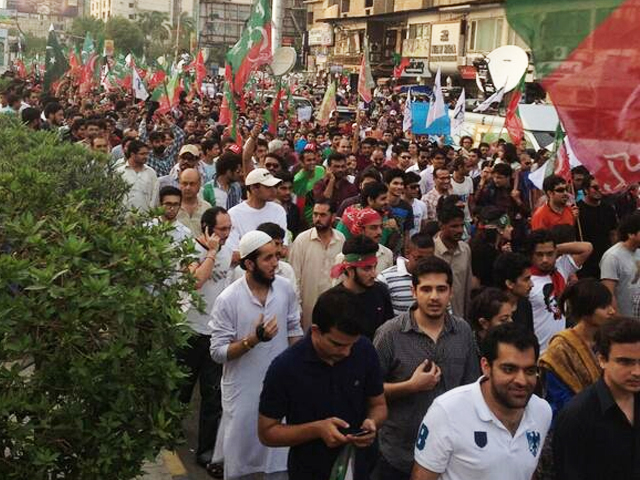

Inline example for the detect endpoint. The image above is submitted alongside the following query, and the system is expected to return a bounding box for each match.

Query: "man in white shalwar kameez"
[210,230,304,480]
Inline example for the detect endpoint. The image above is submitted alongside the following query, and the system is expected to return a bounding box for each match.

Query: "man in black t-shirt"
[329,235,395,339]
[384,168,414,257]
[577,175,618,278]
[492,252,535,333]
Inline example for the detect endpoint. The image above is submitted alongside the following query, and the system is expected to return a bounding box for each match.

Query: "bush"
[0,117,193,479]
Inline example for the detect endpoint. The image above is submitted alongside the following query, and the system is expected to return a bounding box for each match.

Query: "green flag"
[44,25,69,92]
[81,32,94,64]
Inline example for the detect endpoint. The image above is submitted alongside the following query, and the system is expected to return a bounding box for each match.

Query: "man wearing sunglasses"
[577,176,618,278]
[531,175,578,230]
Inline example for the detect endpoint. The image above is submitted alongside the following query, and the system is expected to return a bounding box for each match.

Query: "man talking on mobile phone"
[258,288,387,480]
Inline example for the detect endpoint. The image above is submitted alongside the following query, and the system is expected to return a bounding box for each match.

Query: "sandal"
[205,462,224,479]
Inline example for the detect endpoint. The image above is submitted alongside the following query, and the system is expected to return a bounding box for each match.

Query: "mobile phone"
[423,359,433,372]
[351,429,371,437]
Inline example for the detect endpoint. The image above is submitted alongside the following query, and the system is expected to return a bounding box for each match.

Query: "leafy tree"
[0,117,193,479]
[70,16,105,45]
[105,16,145,56]
[22,32,47,56]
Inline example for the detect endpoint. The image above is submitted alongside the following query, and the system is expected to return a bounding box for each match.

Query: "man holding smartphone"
[179,206,233,471]
[258,288,387,480]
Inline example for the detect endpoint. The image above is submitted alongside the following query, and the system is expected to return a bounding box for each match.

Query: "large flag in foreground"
[317,82,336,126]
[507,0,640,193]
[44,25,68,92]
[426,66,446,129]
[226,0,272,94]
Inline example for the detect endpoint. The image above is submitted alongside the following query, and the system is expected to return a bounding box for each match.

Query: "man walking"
[258,288,387,480]
[117,139,158,212]
[553,317,640,480]
[373,257,479,480]
[289,200,346,330]
[412,323,552,480]
[600,212,640,317]
[209,231,303,480]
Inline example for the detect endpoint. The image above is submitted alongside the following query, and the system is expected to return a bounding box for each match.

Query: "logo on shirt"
[542,283,561,320]
[526,430,541,457]
[474,431,487,448]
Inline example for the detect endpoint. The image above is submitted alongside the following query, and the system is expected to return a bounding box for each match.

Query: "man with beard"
[527,229,592,353]
[289,200,346,330]
[411,323,552,480]
[139,113,185,176]
[577,175,618,279]
[328,235,394,340]
[313,152,358,212]
[434,205,472,318]
[373,257,479,480]
[116,139,158,213]
[209,230,304,480]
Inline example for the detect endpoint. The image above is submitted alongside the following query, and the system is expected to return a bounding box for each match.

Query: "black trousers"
[371,455,411,480]
[177,333,222,464]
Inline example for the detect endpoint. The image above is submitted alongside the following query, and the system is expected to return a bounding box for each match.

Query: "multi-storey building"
[306,0,530,91]
[199,0,306,66]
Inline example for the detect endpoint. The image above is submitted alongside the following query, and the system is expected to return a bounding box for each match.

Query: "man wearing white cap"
[226,168,288,255]
[210,230,303,480]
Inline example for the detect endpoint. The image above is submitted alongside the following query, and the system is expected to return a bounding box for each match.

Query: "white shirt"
[117,162,159,212]
[410,198,428,236]
[208,275,302,477]
[184,241,232,335]
[227,201,289,251]
[419,165,434,197]
[414,377,552,480]
[450,175,474,222]
[529,254,579,353]
[228,260,300,305]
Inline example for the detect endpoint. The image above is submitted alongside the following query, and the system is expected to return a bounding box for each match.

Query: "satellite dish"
[486,45,529,93]
[270,47,297,77]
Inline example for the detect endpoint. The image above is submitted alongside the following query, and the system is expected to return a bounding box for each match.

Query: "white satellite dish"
[270,47,297,77]
[486,45,529,93]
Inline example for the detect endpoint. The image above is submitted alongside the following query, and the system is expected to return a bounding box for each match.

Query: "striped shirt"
[377,258,414,316]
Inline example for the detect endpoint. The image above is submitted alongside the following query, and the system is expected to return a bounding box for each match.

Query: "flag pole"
[568,181,584,241]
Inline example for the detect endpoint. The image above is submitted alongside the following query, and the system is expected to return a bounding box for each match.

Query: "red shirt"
[531,203,575,230]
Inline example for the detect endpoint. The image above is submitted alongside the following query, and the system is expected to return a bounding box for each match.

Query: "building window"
[128,2,133,6]
[507,27,528,49]
[341,0,349,13]
[468,18,504,52]
[129,14,134,18]
[365,0,373,7]
[408,23,429,39]
[307,11,313,24]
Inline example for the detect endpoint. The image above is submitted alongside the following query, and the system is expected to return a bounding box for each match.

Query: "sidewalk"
[139,451,190,480]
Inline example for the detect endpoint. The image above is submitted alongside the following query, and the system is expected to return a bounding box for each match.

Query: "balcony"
[331,52,361,65]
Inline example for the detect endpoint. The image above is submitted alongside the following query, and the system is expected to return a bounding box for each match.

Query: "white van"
[452,104,559,151]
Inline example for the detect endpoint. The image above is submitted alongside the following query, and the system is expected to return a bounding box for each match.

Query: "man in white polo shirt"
[411,323,552,480]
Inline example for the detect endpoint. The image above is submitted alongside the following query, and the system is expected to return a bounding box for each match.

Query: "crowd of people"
[4,69,640,480]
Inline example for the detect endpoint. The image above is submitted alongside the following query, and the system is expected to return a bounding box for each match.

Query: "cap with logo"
[245,168,281,187]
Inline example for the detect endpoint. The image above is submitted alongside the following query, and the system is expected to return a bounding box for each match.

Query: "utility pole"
[272,0,283,54]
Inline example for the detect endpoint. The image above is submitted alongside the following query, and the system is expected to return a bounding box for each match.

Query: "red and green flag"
[317,82,336,126]
[393,53,410,79]
[264,87,285,135]
[44,25,68,92]
[506,0,640,193]
[156,71,182,115]
[226,0,272,94]
[504,73,525,147]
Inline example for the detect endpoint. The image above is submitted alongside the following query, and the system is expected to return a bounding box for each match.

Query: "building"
[306,0,530,92]
[90,0,172,21]
[199,0,306,65]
